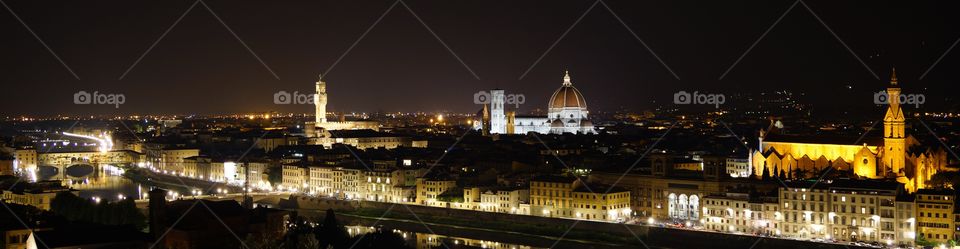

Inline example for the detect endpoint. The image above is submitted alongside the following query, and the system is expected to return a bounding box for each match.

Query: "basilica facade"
[751,70,950,192]
[476,71,596,135]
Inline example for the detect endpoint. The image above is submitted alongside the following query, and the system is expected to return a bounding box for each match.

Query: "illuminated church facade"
[751,70,949,192]
[475,71,596,135]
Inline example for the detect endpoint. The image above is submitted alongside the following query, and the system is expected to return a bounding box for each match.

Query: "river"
[346,225,543,249]
[53,165,153,201]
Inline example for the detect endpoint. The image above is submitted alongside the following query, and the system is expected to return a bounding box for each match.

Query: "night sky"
[2,0,958,116]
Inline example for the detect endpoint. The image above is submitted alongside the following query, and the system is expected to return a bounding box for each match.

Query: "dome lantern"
[548,70,587,109]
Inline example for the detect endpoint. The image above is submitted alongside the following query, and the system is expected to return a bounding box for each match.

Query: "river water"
[346,225,542,249]
[54,166,153,201]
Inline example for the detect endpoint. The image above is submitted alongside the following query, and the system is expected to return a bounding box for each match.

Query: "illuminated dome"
[548,71,587,109]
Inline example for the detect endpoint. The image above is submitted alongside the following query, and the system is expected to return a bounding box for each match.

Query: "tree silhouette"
[315,209,350,249]
[761,162,770,180]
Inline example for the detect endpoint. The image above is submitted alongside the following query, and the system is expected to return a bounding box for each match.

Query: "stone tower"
[882,68,906,174]
[315,74,328,124]
[489,89,506,134]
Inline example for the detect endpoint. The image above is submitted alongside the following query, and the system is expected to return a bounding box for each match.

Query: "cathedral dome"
[548,71,587,109]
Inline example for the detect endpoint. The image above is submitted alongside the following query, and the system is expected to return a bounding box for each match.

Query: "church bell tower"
[882,68,905,174]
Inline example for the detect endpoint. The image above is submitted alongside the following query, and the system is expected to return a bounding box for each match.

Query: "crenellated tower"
[315,74,328,124]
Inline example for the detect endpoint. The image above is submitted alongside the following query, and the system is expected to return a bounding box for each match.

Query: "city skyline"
[2,2,960,248]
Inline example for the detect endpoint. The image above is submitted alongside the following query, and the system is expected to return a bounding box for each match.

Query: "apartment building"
[703,193,780,235]
[529,175,631,222]
[415,176,457,207]
[915,189,955,244]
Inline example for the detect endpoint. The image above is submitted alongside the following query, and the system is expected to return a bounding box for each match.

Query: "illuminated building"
[702,193,780,235]
[308,165,336,195]
[0,181,75,211]
[476,70,596,135]
[529,175,631,221]
[14,147,37,174]
[176,156,246,184]
[161,149,199,167]
[360,169,419,203]
[415,176,457,207]
[301,162,422,202]
[463,187,530,214]
[896,198,917,247]
[529,175,577,218]
[237,161,270,187]
[702,179,917,247]
[281,165,307,191]
[725,156,751,178]
[315,130,415,150]
[299,75,412,150]
[753,70,949,192]
[145,147,199,173]
[915,189,954,244]
[305,74,380,138]
[779,180,914,246]
[587,153,744,221]
[572,184,631,221]
[334,167,362,200]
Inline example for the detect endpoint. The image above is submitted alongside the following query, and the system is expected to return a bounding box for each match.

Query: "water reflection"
[61,166,151,201]
[346,225,540,249]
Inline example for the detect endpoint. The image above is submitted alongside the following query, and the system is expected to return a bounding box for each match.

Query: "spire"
[562,70,572,86]
[890,68,898,86]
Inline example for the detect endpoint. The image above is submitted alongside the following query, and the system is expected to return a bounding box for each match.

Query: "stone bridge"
[36,150,142,179]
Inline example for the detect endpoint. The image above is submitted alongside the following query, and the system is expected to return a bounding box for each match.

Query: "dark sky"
[2,0,958,116]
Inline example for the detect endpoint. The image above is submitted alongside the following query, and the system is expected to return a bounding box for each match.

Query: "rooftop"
[531,175,579,183]
[763,133,883,147]
[328,129,404,138]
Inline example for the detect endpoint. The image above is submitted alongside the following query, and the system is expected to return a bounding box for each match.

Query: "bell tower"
[315,74,328,124]
[882,68,905,174]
